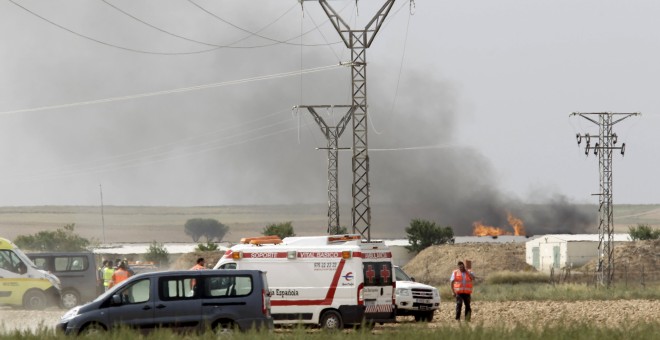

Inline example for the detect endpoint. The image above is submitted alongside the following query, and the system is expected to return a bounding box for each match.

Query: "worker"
[189,258,206,292]
[190,258,206,270]
[109,262,130,288]
[450,260,475,322]
[102,260,115,291]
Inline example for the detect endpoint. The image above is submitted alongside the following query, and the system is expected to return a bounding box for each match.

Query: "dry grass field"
[0,204,658,243]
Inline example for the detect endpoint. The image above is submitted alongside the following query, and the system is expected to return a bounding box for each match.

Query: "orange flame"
[472,212,526,236]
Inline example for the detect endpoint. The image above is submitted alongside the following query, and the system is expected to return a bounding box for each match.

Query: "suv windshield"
[394,266,412,281]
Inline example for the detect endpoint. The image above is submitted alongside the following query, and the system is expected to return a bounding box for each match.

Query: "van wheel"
[213,320,236,334]
[414,311,434,322]
[61,290,80,309]
[79,323,105,336]
[23,289,47,310]
[320,310,343,330]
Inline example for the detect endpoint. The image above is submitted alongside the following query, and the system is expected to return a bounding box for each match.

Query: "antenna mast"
[295,105,354,234]
[314,0,396,241]
[571,111,640,287]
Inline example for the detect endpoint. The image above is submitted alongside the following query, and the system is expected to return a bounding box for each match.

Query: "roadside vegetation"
[2,320,658,340]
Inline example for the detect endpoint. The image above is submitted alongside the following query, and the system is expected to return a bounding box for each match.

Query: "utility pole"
[99,184,106,244]
[313,0,396,241]
[295,105,355,234]
[571,112,640,287]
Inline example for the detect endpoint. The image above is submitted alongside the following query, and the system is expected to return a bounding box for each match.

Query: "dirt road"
[1,300,657,334]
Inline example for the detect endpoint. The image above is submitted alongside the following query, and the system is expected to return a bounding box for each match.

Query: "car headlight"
[395,288,410,296]
[44,272,61,290]
[61,307,81,322]
[433,289,439,297]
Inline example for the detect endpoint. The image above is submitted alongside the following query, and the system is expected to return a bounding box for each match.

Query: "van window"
[54,256,88,272]
[362,262,393,287]
[219,263,237,269]
[0,250,26,274]
[159,276,197,300]
[203,275,253,298]
[117,278,150,304]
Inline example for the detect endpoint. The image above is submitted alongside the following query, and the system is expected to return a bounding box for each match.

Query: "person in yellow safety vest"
[109,262,130,289]
[102,260,115,292]
[450,261,475,322]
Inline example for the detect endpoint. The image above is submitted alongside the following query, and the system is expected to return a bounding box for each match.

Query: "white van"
[0,237,62,309]
[214,235,396,329]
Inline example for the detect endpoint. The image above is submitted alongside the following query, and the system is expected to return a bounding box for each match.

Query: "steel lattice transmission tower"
[571,112,640,287]
[296,105,355,234]
[314,0,396,241]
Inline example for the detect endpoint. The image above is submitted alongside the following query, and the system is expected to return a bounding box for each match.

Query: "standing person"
[190,258,206,270]
[109,262,130,288]
[102,261,115,292]
[450,261,475,322]
[189,258,206,292]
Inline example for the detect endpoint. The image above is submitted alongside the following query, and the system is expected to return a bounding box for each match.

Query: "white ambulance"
[213,235,396,329]
[0,237,62,309]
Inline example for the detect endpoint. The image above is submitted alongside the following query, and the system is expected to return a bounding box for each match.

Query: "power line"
[1,119,299,184]
[101,0,340,49]
[9,0,341,56]
[0,63,347,116]
[185,0,342,47]
[8,0,220,55]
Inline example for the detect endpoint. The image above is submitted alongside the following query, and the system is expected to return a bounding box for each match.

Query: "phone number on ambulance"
[314,262,338,270]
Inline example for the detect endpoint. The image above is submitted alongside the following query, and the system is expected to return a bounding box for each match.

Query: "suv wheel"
[413,310,434,322]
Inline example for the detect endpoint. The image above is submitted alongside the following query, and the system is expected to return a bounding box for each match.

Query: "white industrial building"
[525,234,632,273]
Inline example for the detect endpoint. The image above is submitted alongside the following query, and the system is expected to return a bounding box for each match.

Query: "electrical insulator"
[612,133,618,145]
[621,143,626,156]
[576,134,582,145]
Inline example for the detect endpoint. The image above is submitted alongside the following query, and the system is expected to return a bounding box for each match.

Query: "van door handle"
[380,287,384,296]
[156,304,166,309]
[142,305,152,310]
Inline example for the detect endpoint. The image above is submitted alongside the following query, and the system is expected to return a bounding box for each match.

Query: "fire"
[472,212,526,236]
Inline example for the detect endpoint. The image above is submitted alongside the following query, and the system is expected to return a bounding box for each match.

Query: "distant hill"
[0,204,658,243]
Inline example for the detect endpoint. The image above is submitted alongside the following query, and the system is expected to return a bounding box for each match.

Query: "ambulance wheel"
[320,310,343,330]
[61,289,80,309]
[23,289,47,310]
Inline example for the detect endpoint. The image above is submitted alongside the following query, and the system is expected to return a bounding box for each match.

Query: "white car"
[394,266,440,321]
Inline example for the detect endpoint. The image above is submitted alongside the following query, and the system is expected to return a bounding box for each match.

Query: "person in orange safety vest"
[450,261,475,321]
[109,261,130,289]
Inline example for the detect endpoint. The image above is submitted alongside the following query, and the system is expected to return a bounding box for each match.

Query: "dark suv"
[58,269,273,335]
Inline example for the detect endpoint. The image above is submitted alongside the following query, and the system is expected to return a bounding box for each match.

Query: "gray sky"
[1,0,658,226]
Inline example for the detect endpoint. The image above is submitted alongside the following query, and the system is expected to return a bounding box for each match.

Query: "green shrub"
[262,222,295,238]
[144,240,169,267]
[196,242,219,251]
[628,224,660,240]
[405,219,454,253]
[14,224,90,251]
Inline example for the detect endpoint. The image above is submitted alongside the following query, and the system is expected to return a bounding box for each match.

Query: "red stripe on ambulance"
[270,259,346,306]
